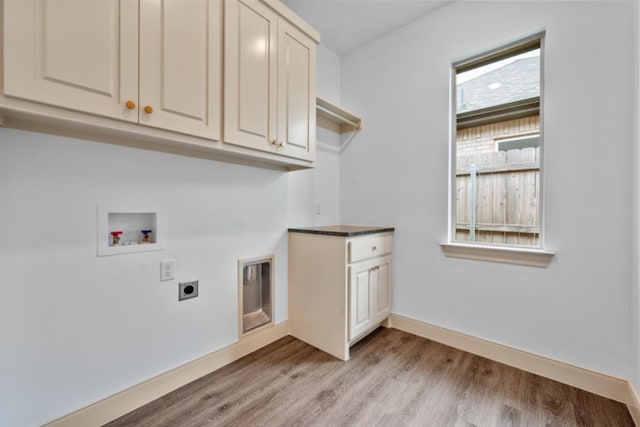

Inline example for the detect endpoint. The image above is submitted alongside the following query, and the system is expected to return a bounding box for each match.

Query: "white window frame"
[441,32,555,267]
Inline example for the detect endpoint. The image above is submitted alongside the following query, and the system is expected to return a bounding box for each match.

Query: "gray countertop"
[287,225,395,237]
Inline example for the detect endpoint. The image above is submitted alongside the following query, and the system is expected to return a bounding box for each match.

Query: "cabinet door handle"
[372,246,377,251]
[279,140,286,147]
[125,100,136,109]
[144,105,154,114]
[270,139,278,146]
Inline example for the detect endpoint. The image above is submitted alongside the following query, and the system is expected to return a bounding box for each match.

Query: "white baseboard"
[389,314,631,404]
[42,315,640,426]
[627,382,640,426]
[45,321,289,427]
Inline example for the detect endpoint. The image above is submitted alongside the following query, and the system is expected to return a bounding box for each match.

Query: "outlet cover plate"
[160,259,175,281]
[179,280,198,301]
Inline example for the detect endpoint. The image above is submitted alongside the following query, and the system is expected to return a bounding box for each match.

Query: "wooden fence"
[456,147,540,246]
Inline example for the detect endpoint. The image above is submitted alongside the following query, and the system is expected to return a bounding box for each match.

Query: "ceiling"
[282,0,450,56]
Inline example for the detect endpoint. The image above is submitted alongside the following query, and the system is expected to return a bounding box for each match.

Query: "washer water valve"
[141,229,152,243]
[110,231,123,246]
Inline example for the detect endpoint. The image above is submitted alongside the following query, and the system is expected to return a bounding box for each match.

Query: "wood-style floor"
[106,328,634,426]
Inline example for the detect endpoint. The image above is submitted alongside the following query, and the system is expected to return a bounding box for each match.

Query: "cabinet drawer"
[349,235,392,263]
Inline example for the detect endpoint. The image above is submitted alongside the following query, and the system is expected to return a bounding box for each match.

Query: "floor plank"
[106,328,634,427]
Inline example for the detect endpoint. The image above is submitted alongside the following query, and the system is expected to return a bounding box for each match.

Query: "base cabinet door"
[3,0,139,121]
[374,256,392,321]
[349,255,392,342]
[349,260,374,341]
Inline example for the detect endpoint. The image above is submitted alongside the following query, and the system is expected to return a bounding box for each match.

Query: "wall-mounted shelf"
[316,97,363,133]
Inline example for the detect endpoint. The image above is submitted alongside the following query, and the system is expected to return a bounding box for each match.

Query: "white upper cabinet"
[139,0,221,140]
[223,0,277,151]
[276,18,316,161]
[1,0,316,169]
[4,0,221,141]
[3,0,139,122]
[225,0,316,162]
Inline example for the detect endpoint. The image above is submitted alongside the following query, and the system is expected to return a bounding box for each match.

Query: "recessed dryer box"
[238,255,274,337]
[97,205,164,256]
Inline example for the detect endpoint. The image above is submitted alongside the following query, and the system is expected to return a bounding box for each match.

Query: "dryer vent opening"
[239,256,273,335]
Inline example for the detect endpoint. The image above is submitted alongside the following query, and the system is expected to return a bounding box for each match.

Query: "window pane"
[454,43,541,247]
[457,49,540,114]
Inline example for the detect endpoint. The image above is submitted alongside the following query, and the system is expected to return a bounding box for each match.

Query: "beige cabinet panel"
[224,0,277,151]
[1,0,315,169]
[3,0,138,122]
[349,234,393,263]
[225,0,315,161]
[375,256,392,321]
[139,0,221,140]
[349,260,374,341]
[349,254,392,341]
[4,0,220,139]
[277,19,315,161]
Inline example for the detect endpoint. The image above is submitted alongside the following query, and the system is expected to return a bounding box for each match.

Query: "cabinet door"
[224,0,277,152]
[349,260,374,341]
[276,18,316,161]
[139,0,221,140]
[374,255,392,321]
[3,0,138,122]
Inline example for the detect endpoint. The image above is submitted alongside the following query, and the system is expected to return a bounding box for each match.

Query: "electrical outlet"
[160,259,175,281]
[179,280,198,301]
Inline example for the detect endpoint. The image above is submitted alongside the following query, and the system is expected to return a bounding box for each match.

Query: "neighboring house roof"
[457,57,540,114]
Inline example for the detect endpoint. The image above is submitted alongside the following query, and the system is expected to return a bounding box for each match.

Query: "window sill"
[440,242,555,267]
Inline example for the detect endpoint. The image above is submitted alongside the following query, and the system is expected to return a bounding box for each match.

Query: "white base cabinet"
[289,226,394,361]
[349,254,391,341]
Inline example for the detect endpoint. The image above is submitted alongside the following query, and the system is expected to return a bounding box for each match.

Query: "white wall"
[314,45,342,226]
[0,41,343,426]
[317,44,341,105]
[11,1,636,421]
[633,0,640,391]
[288,43,342,228]
[0,129,288,425]
[340,1,636,379]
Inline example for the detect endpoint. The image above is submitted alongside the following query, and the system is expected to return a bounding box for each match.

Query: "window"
[450,34,546,252]
[495,134,539,152]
